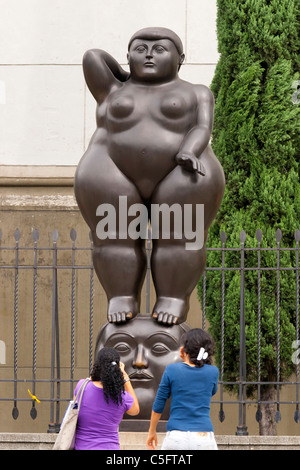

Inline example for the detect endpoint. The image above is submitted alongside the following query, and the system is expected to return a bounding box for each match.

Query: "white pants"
[161,430,218,450]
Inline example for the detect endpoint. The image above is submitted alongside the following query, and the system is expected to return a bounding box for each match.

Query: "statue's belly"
[108,126,183,200]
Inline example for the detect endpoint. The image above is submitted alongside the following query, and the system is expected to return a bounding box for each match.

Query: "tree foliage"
[198,0,300,399]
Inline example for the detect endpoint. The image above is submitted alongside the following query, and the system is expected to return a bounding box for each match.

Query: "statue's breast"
[108,92,188,121]
[160,94,188,119]
[108,95,135,119]
[105,86,194,134]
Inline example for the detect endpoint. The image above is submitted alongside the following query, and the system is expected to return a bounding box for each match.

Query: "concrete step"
[0,433,300,450]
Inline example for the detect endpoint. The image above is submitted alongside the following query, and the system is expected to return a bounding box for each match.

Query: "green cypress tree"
[198,0,300,435]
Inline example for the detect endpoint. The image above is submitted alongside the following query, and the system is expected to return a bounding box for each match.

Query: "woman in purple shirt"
[74,347,139,450]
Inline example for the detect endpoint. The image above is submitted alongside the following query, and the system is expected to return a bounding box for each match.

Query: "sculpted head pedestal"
[95,315,190,422]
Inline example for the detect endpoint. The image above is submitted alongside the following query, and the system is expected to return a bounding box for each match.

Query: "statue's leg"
[75,145,147,323]
[151,237,207,325]
[150,146,225,324]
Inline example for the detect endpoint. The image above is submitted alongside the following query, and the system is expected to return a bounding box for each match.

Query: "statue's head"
[128,27,184,55]
[95,315,190,419]
[127,27,185,83]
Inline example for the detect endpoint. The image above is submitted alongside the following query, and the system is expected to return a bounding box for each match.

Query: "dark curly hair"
[90,347,125,405]
[180,328,215,368]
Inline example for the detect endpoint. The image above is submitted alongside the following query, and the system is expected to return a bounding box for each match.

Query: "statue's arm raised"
[83,49,130,103]
[176,85,214,175]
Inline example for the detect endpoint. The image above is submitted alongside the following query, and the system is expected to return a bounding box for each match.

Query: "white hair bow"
[197,347,208,361]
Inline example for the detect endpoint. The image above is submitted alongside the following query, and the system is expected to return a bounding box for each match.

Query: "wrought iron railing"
[202,229,300,434]
[0,227,299,434]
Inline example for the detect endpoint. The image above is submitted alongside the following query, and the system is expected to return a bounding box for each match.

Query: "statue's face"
[95,317,188,419]
[127,38,182,83]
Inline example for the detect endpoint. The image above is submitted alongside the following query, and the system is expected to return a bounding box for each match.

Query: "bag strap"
[74,378,90,411]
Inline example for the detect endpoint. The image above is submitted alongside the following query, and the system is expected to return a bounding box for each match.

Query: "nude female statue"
[74,27,225,325]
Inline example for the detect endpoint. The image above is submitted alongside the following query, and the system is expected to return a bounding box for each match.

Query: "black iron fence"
[202,228,300,435]
[0,228,98,432]
[0,227,299,434]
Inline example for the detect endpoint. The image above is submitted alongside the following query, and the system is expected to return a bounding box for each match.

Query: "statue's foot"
[152,297,188,325]
[107,296,139,323]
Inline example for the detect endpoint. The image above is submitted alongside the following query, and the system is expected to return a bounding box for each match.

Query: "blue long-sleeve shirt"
[152,362,219,432]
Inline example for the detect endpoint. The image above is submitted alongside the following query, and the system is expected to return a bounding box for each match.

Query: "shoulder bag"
[53,378,90,450]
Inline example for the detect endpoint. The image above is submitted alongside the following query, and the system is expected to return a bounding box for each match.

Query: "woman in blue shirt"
[147,328,219,450]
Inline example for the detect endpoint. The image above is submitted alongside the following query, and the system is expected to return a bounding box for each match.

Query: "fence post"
[219,231,226,423]
[89,231,94,373]
[236,230,248,435]
[256,229,262,423]
[295,230,300,423]
[30,229,39,420]
[48,229,61,433]
[70,229,76,397]
[275,229,282,423]
[12,229,20,420]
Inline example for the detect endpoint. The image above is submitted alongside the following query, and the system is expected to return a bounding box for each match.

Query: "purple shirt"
[74,379,134,450]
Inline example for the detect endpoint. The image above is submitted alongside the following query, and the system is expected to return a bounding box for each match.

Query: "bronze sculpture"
[95,315,190,426]
[75,27,225,326]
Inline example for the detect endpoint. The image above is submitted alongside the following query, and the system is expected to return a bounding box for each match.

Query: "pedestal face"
[95,315,190,424]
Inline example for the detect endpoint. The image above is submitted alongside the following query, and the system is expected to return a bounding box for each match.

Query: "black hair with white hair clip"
[181,328,215,368]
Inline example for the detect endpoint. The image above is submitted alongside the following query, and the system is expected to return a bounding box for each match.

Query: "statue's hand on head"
[175,152,206,176]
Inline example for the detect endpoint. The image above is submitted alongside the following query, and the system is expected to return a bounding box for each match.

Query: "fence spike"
[14,228,21,241]
[32,229,39,241]
[255,407,262,423]
[0,229,2,241]
[256,228,262,242]
[275,228,282,243]
[30,407,37,420]
[70,228,77,241]
[240,230,246,243]
[220,231,227,243]
[52,229,59,242]
[219,408,225,423]
[12,406,19,420]
[295,230,300,242]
